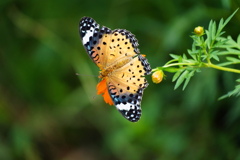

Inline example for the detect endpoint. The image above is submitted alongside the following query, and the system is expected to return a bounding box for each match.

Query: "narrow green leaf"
[187,49,193,54]
[211,21,216,40]
[201,55,207,61]
[217,49,240,56]
[216,9,238,40]
[174,70,189,90]
[178,55,183,62]
[213,38,226,48]
[226,48,240,55]
[218,94,229,100]
[189,53,197,61]
[205,29,211,49]
[217,18,224,36]
[223,9,239,27]
[224,36,239,47]
[211,54,220,61]
[208,20,213,32]
[182,70,195,90]
[210,50,220,61]
[172,69,184,82]
[219,84,240,100]
[237,34,240,47]
[219,78,240,100]
[169,54,180,59]
[218,31,225,37]
[218,18,224,29]
[217,62,234,66]
[217,9,238,36]
[226,56,240,62]
[183,54,187,60]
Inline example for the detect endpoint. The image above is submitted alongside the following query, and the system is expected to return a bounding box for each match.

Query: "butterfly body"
[79,17,151,122]
[99,57,132,79]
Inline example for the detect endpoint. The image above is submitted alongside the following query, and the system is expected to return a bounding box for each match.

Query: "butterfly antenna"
[75,73,98,77]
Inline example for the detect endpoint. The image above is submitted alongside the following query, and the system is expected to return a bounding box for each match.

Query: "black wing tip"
[79,17,97,29]
[79,17,112,38]
[79,17,90,27]
[80,16,94,22]
[79,17,100,39]
[118,109,141,122]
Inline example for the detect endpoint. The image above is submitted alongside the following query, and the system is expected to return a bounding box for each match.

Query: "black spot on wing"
[79,17,99,40]
[118,105,141,122]
[79,17,112,62]
[112,29,140,54]
[138,55,152,75]
[107,82,145,122]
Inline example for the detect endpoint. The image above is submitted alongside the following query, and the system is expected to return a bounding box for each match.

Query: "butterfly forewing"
[79,17,107,68]
[95,29,139,70]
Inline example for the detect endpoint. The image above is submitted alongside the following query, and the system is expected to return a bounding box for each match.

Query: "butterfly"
[79,17,151,122]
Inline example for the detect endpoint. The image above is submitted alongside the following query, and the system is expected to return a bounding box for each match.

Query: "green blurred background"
[1,0,240,159]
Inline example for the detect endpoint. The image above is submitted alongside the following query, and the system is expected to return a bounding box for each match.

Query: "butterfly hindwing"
[107,55,151,122]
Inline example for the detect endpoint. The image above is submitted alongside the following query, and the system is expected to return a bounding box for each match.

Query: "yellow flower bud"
[152,70,164,84]
[194,26,204,36]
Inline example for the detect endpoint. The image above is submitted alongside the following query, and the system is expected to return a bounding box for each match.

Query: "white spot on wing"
[82,26,95,45]
[116,103,132,111]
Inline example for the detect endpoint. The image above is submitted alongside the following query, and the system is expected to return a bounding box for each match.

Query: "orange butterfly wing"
[79,17,151,122]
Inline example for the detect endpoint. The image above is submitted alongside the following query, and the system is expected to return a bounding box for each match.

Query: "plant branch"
[204,63,240,74]
[162,62,197,68]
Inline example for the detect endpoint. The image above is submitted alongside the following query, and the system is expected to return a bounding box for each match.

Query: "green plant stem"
[204,63,240,74]
[163,62,197,68]
[160,61,240,74]
[165,59,179,65]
